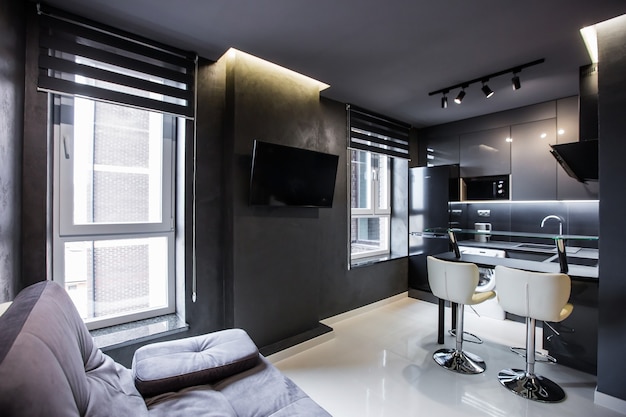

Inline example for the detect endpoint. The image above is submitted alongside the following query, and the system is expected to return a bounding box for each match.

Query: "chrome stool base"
[498,368,566,403]
[433,348,486,374]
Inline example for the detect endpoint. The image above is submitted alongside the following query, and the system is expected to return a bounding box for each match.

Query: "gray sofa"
[0,281,331,416]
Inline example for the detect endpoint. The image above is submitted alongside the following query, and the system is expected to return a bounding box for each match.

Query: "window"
[350,150,391,259]
[52,96,180,329]
[347,105,410,263]
[39,4,196,329]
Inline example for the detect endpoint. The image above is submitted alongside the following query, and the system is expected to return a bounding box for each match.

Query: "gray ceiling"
[42,0,626,128]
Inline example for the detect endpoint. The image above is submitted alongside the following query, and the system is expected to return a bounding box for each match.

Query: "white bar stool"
[494,265,573,403]
[426,256,496,374]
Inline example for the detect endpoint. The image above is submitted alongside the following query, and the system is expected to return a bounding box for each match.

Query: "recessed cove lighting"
[222,48,330,91]
[580,25,599,64]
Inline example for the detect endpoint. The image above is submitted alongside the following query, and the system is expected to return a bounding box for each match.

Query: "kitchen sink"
[516,243,581,254]
[550,256,598,267]
[516,243,555,250]
[505,250,554,262]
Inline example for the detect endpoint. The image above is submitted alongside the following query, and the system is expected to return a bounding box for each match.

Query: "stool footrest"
[510,347,557,363]
[448,329,483,344]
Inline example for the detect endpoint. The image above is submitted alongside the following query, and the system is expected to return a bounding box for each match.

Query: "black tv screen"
[249,140,339,207]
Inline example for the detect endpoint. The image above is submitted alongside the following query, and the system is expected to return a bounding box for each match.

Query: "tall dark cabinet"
[408,165,455,293]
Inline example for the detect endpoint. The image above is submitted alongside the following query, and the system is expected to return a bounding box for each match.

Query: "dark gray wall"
[597,14,626,402]
[22,3,49,290]
[226,51,330,347]
[13,4,408,364]
[219,52,407,348]
[0,0,25,302]
[318,98,408,318]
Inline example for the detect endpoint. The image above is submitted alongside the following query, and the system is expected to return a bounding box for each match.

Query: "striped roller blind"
[348,105,411,159]
[37,3,197,119]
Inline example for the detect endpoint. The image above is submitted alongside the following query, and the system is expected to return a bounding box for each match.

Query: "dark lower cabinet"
[543,278,598,375]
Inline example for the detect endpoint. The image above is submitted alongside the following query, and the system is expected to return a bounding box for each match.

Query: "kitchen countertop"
[434,239,599,280]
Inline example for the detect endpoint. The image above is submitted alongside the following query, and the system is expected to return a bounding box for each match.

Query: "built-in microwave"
[462,175,510,200]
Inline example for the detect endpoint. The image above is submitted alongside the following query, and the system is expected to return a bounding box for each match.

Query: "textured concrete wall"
[0,0,25,302]
[597,13,626,403]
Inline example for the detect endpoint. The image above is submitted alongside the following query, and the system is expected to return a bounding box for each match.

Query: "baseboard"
[265,324,334,363]
[595,389,626,414]
[321,291,408,327]
[266,292,409,364]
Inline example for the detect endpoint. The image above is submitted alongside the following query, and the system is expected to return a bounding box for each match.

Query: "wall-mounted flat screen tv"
[249,140,339,207]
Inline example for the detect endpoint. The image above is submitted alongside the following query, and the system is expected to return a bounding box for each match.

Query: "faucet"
[541,215,564,236]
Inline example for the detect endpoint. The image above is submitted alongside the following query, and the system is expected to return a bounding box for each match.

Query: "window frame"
[350,149,392,261]
[51,95,178,330]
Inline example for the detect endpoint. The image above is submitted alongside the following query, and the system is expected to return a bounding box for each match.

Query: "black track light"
[428,58,544,107]
[481,82,494,98]
[454,89,466,104]
[512,73,521,90]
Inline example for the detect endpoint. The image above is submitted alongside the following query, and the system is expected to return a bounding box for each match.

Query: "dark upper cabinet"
[459,126,511,178]
[426,135,459,166]
[511,119,557,200]
[420,97,597,201]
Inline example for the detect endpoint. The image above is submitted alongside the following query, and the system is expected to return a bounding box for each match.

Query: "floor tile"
[273,297,623,417]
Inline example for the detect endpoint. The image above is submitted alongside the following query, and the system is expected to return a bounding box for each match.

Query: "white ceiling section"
[43,0,626,127]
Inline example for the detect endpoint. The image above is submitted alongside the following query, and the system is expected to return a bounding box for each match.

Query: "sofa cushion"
[132,328,260,397]
[0,281,148,417]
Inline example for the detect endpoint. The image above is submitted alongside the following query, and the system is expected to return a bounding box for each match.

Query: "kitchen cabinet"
[511,119,557,200]
[459,126,511,178]
[544,278,598,375]
[426,135,459,166]
[421,97,597,201]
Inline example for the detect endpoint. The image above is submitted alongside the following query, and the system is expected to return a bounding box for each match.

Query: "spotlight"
[512,73,521,90]
[454,89,466,104]
[441,93,448,109]
[481,82,494,98]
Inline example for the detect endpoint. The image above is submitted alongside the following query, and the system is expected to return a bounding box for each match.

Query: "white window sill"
[91,314,188,350]
[350,252,405,268]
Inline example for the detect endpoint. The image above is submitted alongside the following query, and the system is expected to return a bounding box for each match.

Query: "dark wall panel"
[184,58,228,335]
[21,4,49,289]
[0,0,26,301]
[597,14,626,402]
[317,99,408,319]
[226,51,331,347]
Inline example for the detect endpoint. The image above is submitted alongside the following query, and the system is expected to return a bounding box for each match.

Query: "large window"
[350,150,391,259]
[347,105,410,263]
[52,96,179,329]
[39,5,195,329]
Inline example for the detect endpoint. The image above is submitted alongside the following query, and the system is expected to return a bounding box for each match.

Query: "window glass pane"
[64,237,169,320]
[351,150,370,209]
[376,154,390,210]
[350,217,389,256]
[72,98,164,225]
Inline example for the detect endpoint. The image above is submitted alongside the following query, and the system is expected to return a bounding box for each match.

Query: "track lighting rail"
[428,58,545,97]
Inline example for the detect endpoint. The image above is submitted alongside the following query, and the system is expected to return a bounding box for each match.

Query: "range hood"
[549,64,599,183]
[550,139,598,183]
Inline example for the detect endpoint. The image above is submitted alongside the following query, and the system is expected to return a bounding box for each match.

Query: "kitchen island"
[425,229,598,375]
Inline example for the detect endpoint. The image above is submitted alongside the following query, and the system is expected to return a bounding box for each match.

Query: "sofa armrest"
[132,328,260,398]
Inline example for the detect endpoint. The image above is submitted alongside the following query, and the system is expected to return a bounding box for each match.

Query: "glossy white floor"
[270,295,623,417]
